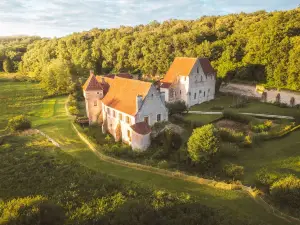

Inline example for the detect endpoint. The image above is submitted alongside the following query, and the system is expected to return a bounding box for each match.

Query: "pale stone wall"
[136,86,168,126]
[102,104,135,144]
[84,90,103,123]
[187,61,215,107]
[131,132,151,151]
[220,83,300,106]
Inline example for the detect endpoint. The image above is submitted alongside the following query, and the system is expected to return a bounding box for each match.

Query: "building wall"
[131,132,151,151]
[84,90,103,123]
[220,83,300,106]
[102,104,135,144]
[135,86,169,126]
[187,62,215,107]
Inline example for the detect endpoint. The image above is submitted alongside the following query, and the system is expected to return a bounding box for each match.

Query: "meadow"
[0,76,297,224]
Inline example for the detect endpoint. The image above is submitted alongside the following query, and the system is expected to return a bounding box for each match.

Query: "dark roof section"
[131,122,151,135]
[160,82,172,89]
[199,58,215,75]
[105,73,133,79]
[83,74,104,91]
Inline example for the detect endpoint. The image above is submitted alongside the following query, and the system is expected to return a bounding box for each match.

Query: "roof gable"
[161,57,197,83]
[83,74,104,91]
[199,58,215,75]
[101,77,152,116]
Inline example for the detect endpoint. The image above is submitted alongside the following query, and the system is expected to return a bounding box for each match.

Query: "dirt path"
[188,111,294,120]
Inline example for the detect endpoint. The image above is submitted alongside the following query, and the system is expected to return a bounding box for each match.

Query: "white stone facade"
[161,58,216,108]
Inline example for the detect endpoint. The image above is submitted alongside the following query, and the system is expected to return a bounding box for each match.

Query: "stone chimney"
[136,95,143,112]
[90,70,94,76]
[160,92,165,104]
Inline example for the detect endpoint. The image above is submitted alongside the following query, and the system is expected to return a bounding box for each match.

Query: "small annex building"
[160,57,216,107]
[83,71,168,151]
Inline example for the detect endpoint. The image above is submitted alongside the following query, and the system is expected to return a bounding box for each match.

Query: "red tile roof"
[101,77,152,116]
[131,121,151,135]
[161,57,215,85]
[161,57,197,84]
[160,82,172,88]
[83,74,105,91]
[105,73,133,79]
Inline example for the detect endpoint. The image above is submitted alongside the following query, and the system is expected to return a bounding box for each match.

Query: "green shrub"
[7,115,31,132]
[223,163,244,180]
[0,196,65,225]
[157,160,169,169]
[250,120,272,133]
[166,100,187,115]
[241,135,253,148]
[222,110,253,124]
[187,124,220,163]
[255,168,285,188]
[68,106,79,115]
[270,175,300,208]
[218,128,244,143]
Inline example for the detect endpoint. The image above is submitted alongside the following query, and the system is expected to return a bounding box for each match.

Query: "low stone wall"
[220,83,300,106]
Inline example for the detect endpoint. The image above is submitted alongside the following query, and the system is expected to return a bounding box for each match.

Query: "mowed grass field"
[0,77,296,224]
[191,94,300,116]
[0,76,57,134]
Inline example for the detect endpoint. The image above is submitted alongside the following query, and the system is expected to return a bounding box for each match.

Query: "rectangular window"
[119,113,123,121]
[194,93,196,100]
[94,101,97,106]
[127,130,131,141]
[204,91,206,97]
[180,90,181,95]
[113,110,116,118]
[126,116,130,124]
[199,90,202,94]
[144,116,149,125]
[157,114,161,122]
[107,108,110,115]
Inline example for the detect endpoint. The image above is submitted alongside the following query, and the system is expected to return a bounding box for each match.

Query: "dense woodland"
[1,8,300,95]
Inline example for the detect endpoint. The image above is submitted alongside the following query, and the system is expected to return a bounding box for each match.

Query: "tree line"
[2,8,300,95]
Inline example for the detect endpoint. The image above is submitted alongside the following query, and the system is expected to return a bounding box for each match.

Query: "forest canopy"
[1,8,300,94]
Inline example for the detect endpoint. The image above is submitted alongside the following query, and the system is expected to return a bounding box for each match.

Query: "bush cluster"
[68,95,80,116]
[166,101,187,115]
[187,124,220,164]
[270,175,300,209]
[223,163,244,180]
[218,128,244,143]
[250,120,272,133]
[7,115,31,132]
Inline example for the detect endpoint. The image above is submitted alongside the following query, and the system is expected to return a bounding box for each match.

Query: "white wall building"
[83,73,168,151]
[160,57,216,107]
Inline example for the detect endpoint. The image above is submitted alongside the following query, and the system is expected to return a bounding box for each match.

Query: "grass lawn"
[0,79,47,134]
[220,129,300,186]
[184,113,222,124]
[0,79,292,224]
[191,94,300,116]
